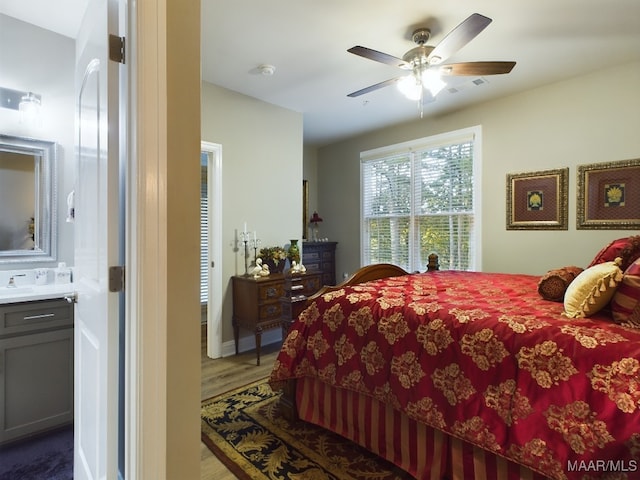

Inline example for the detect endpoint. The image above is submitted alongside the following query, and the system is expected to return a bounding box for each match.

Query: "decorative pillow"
[611,258,640,328]
[538,266,584,302]
[564,258,624,318]
[588,235,640,272]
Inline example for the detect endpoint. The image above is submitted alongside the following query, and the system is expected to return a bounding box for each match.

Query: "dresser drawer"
[302,241,337,286]
[258,302,283,321]
[258,283,284,302]
[0,299,73,338]
[303,250,321,262]
[301,276,321,294]
[304,263,321,274]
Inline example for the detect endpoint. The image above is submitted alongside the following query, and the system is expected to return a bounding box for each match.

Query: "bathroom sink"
[0,284,75,304]
[0,287,34,296]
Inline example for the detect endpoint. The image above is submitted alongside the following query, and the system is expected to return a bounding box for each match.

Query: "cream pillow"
[564,258,623,318]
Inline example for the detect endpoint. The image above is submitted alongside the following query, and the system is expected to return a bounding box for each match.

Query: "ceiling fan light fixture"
[346,13,515,118]
[397,75,422,101]
[397,68,445,101]
[422,69,446,96]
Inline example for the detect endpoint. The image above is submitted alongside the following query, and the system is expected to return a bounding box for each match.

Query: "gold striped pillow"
[611,257,640,328]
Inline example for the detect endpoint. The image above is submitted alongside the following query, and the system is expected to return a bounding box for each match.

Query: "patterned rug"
[201,379,412,479]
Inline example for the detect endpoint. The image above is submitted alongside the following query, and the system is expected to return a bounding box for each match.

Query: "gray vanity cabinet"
[0,299,74,444]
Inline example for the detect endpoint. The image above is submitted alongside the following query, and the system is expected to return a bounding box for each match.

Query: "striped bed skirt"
[295,377,550,480]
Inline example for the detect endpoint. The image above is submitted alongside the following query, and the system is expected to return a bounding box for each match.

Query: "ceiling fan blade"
[348,46,409,69]
[347,77,403,97]
[438,61,516,76]
[428,13,492,65]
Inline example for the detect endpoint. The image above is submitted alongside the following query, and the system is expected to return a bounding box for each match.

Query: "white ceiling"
[4,0,640,147]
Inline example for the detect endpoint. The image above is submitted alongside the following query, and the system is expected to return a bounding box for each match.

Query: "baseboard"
[201,322,282,358]
[221,328,283,357]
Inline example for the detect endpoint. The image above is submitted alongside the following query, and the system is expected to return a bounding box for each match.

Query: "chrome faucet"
[6,273,26,288]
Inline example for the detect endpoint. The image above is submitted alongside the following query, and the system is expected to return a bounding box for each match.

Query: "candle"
[254,231,257,242]
[243,222,247,234]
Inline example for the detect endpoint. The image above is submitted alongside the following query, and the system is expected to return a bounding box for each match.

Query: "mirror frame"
[0,134,57,263]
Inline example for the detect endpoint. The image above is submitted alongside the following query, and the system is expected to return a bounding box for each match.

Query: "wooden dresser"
[232,272,322,365]
[302,241,338,286]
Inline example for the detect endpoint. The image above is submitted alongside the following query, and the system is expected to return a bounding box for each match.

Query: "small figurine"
[250,258,263,278]
[289,261,307,274]
[259,263,270,276]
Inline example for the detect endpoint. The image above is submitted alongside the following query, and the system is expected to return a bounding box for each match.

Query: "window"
[361,126,481,272]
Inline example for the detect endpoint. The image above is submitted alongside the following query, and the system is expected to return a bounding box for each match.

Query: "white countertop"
[0,283,75,305]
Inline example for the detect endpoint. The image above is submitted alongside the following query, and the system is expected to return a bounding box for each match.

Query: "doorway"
[201,142,222,358]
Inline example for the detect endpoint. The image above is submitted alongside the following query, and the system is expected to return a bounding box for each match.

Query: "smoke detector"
[258,64,276,76]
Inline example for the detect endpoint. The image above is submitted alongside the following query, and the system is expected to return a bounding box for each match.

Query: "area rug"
[0,425,73,480]
[201,379,412,479]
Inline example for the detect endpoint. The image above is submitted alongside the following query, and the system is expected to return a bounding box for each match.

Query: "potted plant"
[258,246,287,273]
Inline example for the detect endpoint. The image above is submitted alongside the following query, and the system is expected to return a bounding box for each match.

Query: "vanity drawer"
[0,299,73,338]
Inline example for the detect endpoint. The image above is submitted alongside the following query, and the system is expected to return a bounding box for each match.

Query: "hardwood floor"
[200,336,281,479]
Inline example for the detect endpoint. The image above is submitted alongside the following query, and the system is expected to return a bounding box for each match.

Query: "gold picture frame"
[302,179,309,240]
[506,168,568,230]
[577,158,640,229]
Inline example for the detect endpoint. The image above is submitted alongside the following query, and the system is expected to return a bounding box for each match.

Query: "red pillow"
[537,266,584,302]
[611,258,640,328]
[588,236,640,272]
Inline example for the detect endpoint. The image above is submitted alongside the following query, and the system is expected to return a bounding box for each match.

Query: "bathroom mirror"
[0,134,57,263]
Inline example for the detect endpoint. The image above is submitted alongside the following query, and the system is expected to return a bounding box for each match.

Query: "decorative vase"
[288,239,300,265]
[264,258,285,274]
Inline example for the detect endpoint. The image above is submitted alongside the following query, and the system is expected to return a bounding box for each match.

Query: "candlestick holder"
[250,238,261,266]
[240,231,250,275]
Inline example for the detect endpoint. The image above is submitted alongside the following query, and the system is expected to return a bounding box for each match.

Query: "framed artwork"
[506,168,569,230]
[302,180,309,240]
[577,158,640,229]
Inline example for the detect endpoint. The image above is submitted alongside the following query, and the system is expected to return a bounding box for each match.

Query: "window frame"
[360,126,482,272]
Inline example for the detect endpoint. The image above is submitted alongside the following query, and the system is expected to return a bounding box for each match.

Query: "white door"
[203,142,223,358]
[74,0,122,478]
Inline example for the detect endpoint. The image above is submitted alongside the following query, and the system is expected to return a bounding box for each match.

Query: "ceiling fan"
[347,13,516,104]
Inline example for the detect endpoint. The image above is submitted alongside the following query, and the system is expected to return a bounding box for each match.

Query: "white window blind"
[200,154,208,304]
[361,127,479,272]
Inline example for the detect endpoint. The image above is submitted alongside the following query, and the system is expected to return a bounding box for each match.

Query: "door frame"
[202,142,223,359]
[125,0,202,478]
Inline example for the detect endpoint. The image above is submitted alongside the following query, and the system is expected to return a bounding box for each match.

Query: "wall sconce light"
[19,92,42,124]
[0,86,42,125]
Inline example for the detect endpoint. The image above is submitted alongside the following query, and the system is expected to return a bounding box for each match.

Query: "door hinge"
[109,34,126,64]
[109,265,125,292]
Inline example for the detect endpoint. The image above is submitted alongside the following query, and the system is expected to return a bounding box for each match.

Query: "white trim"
[360,126,479,161]
[202,141,223,359]
[471,126,483,271]
[126,0,168,478]
[221,330,283,358]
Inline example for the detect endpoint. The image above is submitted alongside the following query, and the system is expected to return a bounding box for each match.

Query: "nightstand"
[231,272,322,365]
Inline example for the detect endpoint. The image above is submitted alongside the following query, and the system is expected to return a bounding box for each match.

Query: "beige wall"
[201,82,303,346]
[165,1,201,477]
[316,61,640,278]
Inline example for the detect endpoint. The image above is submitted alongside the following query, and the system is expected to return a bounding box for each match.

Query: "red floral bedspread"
[270,271,640,480]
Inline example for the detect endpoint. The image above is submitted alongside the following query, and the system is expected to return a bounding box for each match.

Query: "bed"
[269,237,640,480]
